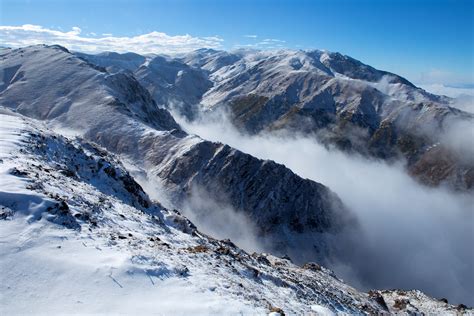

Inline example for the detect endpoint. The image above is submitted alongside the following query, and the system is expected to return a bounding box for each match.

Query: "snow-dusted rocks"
[75,51,146,73]
[192,49,474,190]
[0,45,349,263]
[134,55,212,119]
[1,111,469,315]
[1,44,473,313]
[79,47,474,191]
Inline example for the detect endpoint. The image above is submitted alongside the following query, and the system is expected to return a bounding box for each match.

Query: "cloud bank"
[418,83,474,98]
[172,109,474,306]
[417,83,474,113]
[235,37,287,50]
[0,24,223,55]
[418,69,473,86]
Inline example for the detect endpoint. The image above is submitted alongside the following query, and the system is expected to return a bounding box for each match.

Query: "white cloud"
[244,34,258,38]
[0,24,224,54]
[233,37,287,50]
[171,109,474,305]
[261,38,286,43]
[70,26,81,35]
[418,83,474,98]
[255,38,286,48]
[418,83,474,113]
[417,68,473,86]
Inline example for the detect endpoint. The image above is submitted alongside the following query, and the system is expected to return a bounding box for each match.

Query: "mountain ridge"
[1,110,469,314]
[0,44,351,264]
[1,44,473,312]
[76,46,473,190]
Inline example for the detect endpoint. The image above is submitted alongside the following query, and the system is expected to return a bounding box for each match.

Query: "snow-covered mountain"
[0,110,468,315]
[196,50,474,190]
[1,45,473,314]
[134,55,213,119]
[77,47,474,190]
[0,45,350,264]
[75,51,147,73]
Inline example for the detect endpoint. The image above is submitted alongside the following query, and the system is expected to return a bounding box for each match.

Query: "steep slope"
[0,45,349,263]
[75,51,147,73]
[76,49,234,119]
[0,45,179,132]
[178,48,242,72]
[134,55,212,119]
[77,48,473,190]
[74,50,214,119]
[189,49,474,190]
[1,111,468,315]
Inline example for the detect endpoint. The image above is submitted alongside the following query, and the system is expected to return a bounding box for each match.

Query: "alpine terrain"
[0,44,472,314]
[78,48,474,191]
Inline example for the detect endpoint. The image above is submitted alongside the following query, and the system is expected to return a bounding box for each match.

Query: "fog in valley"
[170,108,474,305]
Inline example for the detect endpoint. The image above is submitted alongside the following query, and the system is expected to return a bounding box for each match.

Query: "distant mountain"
[0,45,349,263]
[76,51,146,73]
[77,47,474,190]
[134,55,213,119]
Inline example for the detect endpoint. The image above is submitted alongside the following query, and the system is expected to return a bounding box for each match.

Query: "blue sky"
[1,0,473,86]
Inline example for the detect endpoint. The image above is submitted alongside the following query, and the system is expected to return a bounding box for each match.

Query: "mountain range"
[78,47,474,191]
[1,44,472,314]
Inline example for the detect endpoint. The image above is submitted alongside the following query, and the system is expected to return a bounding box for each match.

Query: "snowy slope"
[198,48,447,109]
[178,48,241,72]
[77,47,474,190]
[0,112,260,314]
[75,51,147,73]
[1,111,470,315]
[1,45,473,314]
[192,49,474,190]
[134,55,212,119]
[0,45,350,265]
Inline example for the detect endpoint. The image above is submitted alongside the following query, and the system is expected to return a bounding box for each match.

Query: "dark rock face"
[409,145,474,190]
[156,142,345,236]
[150,138,352,263]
